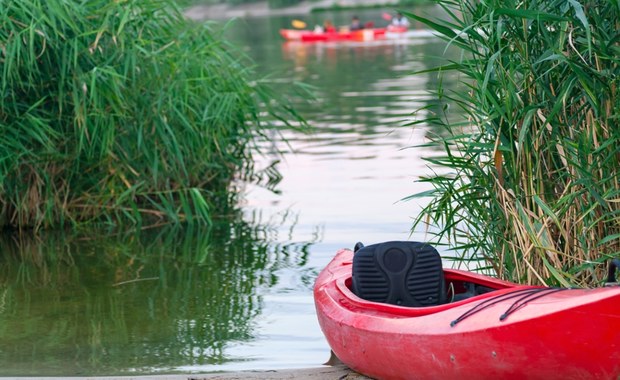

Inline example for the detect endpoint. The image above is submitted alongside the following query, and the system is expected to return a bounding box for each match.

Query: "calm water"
[0,6,459,376]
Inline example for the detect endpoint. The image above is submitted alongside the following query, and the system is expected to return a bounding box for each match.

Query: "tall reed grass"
[0,0,302,230]
[408,0,620,287]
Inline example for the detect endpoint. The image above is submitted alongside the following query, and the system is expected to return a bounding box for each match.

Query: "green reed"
[0,0,303,230]
[407,0,620,287]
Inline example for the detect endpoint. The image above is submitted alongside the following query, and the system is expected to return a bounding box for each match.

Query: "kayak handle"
[354,242,365,253]
[606,258,620,284]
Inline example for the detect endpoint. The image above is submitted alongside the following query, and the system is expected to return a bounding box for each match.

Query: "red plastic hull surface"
[314,249,620,380]
[279,26,407,42]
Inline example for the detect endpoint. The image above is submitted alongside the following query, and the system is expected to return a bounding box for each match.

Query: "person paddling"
[350,15,364,30]
[391,12,410,27]
[323,19,336,33]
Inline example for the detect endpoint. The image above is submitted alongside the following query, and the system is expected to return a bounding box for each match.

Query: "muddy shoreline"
[1,365,371,380]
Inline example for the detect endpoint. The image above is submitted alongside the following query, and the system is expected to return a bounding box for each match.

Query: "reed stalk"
[408,0,620,287]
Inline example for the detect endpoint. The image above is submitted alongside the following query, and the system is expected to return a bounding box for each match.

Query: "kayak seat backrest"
[352,241,447,307]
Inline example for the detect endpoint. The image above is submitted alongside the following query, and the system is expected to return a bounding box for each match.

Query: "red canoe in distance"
[279,25,408,42]
[314,248,620,380]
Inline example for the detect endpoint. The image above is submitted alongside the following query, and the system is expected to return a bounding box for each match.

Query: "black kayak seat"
[351,241,447,307]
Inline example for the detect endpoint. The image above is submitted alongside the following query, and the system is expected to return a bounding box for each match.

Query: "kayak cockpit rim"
[331,264,541,318]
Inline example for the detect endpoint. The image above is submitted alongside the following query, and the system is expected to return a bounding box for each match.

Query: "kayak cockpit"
[336,273,536,317]
[339,241,538,316]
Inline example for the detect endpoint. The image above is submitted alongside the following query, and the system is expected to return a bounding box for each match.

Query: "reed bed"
[0,0,302,230]
[408,0,620,287]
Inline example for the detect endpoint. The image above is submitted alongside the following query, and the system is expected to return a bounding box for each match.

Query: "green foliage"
[408,0,620,287]
[268,0,303,10]
[0,0,302,230]
[311,0,431,13]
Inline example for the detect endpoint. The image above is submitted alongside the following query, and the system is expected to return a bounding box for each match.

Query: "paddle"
[291,19,307,29]
[382,12,392,21]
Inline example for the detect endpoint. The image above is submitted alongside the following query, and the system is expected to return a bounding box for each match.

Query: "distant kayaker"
[391,12,410,27]
[324,19,336,33]
[350,16,364,30]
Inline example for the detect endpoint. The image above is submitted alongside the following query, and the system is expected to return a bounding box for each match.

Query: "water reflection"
[0,7,464,374]
[230,11,464,264]
[0,211,317,376]
[281,39,414,68]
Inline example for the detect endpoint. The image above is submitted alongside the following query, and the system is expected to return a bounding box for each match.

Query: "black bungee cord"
[450,287,568,326]
[499,288,568,321]
[450,287,541,327]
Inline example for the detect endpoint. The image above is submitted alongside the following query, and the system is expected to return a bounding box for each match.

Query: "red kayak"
[314,242,620,379]
[279,25,408,42]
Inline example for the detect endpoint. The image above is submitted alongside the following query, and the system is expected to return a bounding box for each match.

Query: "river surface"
[0,6,460,376]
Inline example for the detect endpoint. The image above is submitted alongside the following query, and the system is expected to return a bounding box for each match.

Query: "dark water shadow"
[0,208,317,375]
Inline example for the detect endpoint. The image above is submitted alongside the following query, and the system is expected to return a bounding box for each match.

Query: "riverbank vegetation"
[179,0,427,11]
[410,0,620,287]
[0,0,304,231]
[311,0,430,13]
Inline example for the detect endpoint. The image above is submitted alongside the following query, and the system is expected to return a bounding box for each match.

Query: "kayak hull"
[314,248,620,380]
[279,26,407,42]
